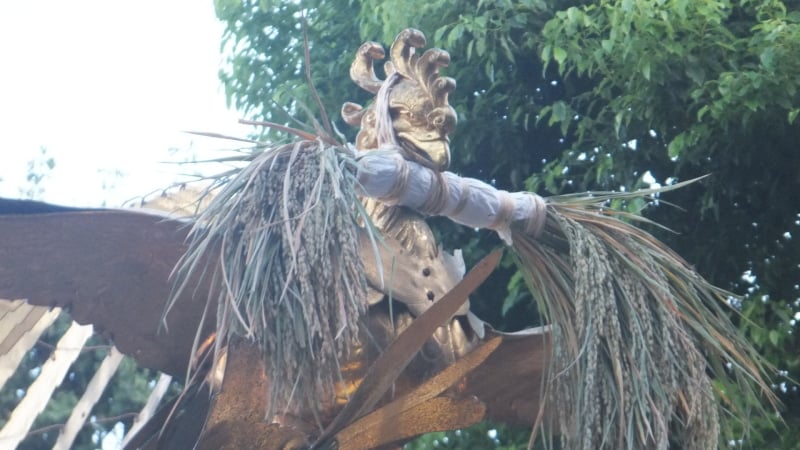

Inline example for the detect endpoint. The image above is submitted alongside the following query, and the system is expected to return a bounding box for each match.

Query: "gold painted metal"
[343,28,473,362]
[343,28,457,264]
[322,31,482,448]
[344,29,456,172]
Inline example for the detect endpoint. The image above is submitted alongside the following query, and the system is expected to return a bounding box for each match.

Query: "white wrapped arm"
[355,147,546,244]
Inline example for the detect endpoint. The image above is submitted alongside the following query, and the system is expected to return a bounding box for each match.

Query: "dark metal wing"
[0,199,215,377]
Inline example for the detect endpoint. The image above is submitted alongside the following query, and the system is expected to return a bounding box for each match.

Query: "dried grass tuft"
[168,138,370,417]
[515,184,775,450]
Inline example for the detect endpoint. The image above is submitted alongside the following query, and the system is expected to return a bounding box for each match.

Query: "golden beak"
[397,132,451,171]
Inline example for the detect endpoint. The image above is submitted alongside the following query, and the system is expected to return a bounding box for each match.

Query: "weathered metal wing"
[0,199,214,377]
[0,197,550,449]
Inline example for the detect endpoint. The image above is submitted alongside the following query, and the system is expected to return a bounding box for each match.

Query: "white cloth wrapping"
[354,147,546,244]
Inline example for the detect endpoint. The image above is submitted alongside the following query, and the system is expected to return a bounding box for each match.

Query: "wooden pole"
[0,301,60,390]
[0,321,93,448]
[53,346,125,450]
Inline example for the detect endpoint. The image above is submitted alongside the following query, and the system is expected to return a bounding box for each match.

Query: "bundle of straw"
[170,138,371,417]
[169,137,772,447]
[513,198,754,449]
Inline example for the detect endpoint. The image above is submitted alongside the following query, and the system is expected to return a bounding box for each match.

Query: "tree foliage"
[215,0,800,447]
[537,3,800,444]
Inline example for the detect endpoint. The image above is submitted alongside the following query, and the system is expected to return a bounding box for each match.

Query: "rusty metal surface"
[0,209,214,378]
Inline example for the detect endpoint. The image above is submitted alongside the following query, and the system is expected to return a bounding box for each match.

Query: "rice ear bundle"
[169,138,371,417]
[511,193,774,449]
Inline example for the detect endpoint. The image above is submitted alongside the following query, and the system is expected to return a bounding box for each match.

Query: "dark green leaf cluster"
[539,4,800,443]
[215,0,366,140]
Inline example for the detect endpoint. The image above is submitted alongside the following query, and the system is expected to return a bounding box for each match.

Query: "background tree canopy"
[215,0,800,447]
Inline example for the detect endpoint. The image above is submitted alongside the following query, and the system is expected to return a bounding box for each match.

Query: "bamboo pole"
[52,346,125,450]
[120,372,173,448]
[0,300,60,390]
[0,321,92,448]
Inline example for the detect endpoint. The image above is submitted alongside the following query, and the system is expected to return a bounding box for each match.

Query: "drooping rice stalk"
[512,191,775,450]
[169,138,372,417]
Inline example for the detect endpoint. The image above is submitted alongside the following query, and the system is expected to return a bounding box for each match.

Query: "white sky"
[0,1,245,206]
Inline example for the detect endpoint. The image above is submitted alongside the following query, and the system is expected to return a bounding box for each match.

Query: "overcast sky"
[0,1,244,206]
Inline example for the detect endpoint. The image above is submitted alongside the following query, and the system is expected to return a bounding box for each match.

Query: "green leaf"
[697,105,710,121]
[551,101,568,122]
[501,293,519,316]
[789,109,800,124]
[448,23,465,45]
[536,105,551,125]
[560,116,571,137]
[769,330,781,347]
[614,111,624,136]
[759,47,775,71]
[553,46,567,67]
[476,37,487,57]
[668,133,685,159]
[500,35,515,62]
[566,7,580,25]
[433,26,447,43]
[214,0,244,20]
[685,65,705,84]
[541,44,552,63]
[621,0,634,13]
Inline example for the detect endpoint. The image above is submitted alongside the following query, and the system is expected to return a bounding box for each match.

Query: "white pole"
[0,321,93,448]
[52,347,124,450]
[0,301,60,390]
